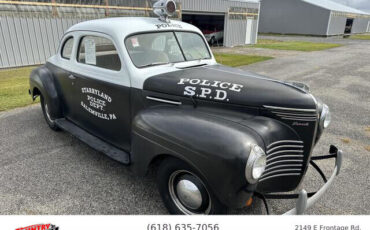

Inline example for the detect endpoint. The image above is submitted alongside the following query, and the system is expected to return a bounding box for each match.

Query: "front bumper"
[284,146,343,215]
[260,145,343,215]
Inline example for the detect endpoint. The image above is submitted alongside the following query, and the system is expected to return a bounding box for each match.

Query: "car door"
[68,33,131,151]
[54,35,81,120]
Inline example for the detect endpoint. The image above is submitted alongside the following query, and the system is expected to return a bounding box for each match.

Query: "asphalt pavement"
[0,38,369,215]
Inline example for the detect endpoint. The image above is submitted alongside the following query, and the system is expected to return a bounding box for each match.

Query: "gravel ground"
[0,39,369,215]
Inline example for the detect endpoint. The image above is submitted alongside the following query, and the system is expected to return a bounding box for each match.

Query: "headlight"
[320,104,331,129]
[245,145,267,184]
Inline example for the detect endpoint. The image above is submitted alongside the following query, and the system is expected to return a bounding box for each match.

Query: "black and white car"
[29,0,342,215]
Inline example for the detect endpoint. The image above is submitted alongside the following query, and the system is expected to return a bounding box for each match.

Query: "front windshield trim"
[173,31,187,61]
[174,31,212,62]
[124,30,212,69]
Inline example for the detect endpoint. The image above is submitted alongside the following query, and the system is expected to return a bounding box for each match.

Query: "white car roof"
[67,17,202,38]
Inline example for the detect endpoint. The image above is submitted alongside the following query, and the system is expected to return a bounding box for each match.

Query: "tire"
[210,37,216,46]
[40,94,60,131]
[157,158,228,215]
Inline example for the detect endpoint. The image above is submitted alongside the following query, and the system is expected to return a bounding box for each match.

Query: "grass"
[214,53,273,67]
[252,39,342,51]
[0,66,39,112]
[350,34,370,40]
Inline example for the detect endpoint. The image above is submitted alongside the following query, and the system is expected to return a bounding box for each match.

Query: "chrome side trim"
[259,173,301,182]
[146,96,182,105]
[263,105,316,112]
[271,111,317,116]
[267,105,318,122]
[267,145,304,154]
[280,117,317,121]
[267,140,303,149]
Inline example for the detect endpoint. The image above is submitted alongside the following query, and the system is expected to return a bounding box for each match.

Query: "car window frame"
[60,36,74,60]
[57,31,130,88]
[77,34,123,72]
[124,30,212,69]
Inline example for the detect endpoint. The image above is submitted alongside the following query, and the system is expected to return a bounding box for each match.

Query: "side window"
[61,37,74,60]
[78,35,121,71]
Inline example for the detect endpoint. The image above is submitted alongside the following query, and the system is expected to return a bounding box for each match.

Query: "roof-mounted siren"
[153,0,177,22]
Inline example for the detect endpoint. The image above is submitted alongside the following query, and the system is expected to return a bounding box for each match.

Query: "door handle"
[68,75,76,80]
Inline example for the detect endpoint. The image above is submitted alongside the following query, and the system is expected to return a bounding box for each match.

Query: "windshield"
[125,31,211,68]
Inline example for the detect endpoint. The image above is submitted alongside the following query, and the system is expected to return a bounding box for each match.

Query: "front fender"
[130,106,265,208]
[30,65,62,119]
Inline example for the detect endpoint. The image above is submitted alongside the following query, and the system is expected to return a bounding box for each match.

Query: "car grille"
[259,140,305,182]
[264,105,318,122]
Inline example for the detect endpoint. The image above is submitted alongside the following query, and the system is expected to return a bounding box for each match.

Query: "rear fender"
[30,65,62,119]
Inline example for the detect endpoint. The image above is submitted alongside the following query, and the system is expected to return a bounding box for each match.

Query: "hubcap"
[168,170,211,215]
[44,103,53,122]
[176,179,202,210]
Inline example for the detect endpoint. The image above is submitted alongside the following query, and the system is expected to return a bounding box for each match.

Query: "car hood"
[143,64,316,109]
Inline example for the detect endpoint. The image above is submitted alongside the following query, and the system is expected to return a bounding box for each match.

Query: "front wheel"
[157,158,228,215]
[210,37,216,46]
[40,95,60,131]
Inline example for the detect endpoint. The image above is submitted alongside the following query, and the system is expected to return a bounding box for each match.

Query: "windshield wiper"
[140,62,169,68]
[177,63,207,69]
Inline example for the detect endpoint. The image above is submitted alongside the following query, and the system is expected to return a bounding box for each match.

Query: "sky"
[324,0,370,12]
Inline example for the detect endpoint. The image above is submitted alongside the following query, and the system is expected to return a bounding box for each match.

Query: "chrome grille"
[264,105,318,121]
[259,140,304,182]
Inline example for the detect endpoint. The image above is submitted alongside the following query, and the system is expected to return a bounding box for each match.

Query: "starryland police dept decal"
[81,87,117,120]
[16,224,59,230]
[178,78,244,102]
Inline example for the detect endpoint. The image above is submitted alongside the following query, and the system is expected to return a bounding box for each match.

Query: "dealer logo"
[16,224,59,230]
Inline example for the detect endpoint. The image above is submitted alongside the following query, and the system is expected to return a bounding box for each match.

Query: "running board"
[55,118,130,164]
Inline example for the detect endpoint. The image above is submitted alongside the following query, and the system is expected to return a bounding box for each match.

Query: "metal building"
[0,0,260,69]
[259,0,370,36]
[179,0,260,47]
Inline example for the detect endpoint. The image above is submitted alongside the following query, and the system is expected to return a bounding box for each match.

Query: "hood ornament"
[153,0,177,22]
[288,81,310,92]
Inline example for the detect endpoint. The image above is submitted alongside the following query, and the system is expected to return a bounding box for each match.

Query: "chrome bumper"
[283,146,343,215]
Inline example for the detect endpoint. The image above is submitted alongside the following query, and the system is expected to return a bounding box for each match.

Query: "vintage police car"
[29,0,342,215]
